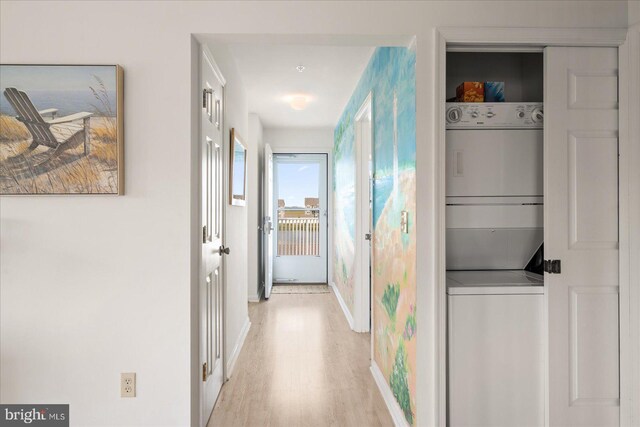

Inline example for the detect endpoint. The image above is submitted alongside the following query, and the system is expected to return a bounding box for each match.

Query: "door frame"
[354,92,373,333]
[269,146,334,287]
[271,152,328,283]
[192,43,228,427]
[262,143,274,299]
[625,23,640,427]
[432,27,632,427]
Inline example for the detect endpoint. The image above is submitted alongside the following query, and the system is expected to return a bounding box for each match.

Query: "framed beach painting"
[0,65,124,195]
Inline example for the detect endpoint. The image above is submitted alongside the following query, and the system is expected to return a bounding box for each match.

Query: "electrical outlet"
[121,372,136,398]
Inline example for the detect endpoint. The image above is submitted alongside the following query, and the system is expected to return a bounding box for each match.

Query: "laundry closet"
[445,48,620,427]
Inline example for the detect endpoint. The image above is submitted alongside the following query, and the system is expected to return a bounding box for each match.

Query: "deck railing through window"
[277,210,320,256]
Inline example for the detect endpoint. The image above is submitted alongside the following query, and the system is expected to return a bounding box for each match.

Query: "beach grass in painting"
[0,65,123,195]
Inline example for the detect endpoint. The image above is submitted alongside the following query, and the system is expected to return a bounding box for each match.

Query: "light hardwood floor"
[208,291,393,427]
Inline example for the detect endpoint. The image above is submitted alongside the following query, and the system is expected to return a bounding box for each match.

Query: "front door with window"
[272,153,328,284]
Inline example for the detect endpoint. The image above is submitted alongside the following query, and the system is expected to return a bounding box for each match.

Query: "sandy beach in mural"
[0,115,119,194]
[373,170,417,424]
[334,183,356,311]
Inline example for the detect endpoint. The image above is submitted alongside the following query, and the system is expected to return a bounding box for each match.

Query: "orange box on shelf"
[456,82,484,102]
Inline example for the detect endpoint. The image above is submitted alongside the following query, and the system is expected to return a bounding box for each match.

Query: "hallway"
[208,291,393,427]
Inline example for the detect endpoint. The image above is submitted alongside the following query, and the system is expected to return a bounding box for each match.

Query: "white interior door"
[545,46,620,427]
[200,50,225,426]
[263,143,274,298]
[272,154,328,283]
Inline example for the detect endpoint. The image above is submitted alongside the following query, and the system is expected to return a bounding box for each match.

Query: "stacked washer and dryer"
[446,103,545,426]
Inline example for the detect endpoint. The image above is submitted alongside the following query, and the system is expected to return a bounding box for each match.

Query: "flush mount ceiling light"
[283,94,312,111]
[296,65,306,72]
[290,95,307,110]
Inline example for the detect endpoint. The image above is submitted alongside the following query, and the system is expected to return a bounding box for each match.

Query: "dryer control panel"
[446,103,543,129]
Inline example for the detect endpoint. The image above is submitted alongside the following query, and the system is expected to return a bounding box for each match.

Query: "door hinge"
[202,88,212,108]
[202,225,208,243]
[364,233,372,241]
[202,362,208,381]
[544,259,561,274]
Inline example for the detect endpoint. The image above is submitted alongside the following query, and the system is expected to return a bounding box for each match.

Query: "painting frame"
[0,64,124,195]
[229,128,247,206]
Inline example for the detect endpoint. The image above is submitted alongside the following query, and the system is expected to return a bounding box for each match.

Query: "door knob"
[218,246,230,256]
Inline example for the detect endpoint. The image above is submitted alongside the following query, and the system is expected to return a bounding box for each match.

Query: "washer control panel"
[446,103,543,129]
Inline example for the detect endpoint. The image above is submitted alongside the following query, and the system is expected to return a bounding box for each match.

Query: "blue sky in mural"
[334,47,416,227]
[276,162,319,208]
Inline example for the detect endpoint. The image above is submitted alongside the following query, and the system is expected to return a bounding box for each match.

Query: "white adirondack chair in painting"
[3,87,93,164]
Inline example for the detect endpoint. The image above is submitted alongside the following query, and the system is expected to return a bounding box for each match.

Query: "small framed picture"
[229,128,247,206]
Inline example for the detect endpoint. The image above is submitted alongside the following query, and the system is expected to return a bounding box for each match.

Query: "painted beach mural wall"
[333,47,416,424]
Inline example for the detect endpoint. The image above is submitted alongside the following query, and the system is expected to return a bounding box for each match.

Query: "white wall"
[263,127,334,152]
[0,2,630,426]
[630,0,640,26]
[247,114,264,301]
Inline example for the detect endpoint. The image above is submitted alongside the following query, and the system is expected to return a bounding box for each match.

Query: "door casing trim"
[270,147,333,286]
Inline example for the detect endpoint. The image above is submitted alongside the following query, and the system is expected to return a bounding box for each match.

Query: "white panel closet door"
[545,46,619,427]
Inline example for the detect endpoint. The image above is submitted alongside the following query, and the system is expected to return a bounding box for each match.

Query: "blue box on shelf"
[484,82,505,102]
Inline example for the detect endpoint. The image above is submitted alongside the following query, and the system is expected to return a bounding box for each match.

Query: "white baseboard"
[370,361,410,427]
[248,285,263,303]
[226,317,250,378]
[329,281,354,330]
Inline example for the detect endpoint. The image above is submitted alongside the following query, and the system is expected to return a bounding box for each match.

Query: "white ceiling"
[225,44,375,128]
